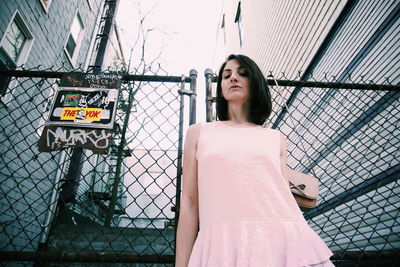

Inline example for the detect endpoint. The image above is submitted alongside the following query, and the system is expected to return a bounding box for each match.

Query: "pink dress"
[188,121,333,267]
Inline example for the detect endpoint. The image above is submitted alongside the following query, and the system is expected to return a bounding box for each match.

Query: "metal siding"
[0,0,105,253]
[216,0,400,254]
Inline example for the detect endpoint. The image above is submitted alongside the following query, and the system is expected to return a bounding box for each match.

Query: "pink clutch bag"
[287,167,319,211]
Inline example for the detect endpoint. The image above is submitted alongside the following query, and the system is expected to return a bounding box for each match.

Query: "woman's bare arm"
[175,123,201,267]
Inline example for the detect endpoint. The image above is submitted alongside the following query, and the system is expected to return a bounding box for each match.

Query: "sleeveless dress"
[187,121,333,267]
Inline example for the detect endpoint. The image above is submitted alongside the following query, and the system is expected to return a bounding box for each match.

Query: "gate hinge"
[178,89,196,96]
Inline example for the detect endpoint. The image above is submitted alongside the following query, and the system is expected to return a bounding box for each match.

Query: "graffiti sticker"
[46,72,121,129]
[60,108,103,121]
[38,125,112,154]
[39,72,121,153]
[63,94,80,106]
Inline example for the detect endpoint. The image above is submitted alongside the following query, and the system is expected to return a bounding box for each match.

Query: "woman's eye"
[223,74,231,79]
[239,72,248,77]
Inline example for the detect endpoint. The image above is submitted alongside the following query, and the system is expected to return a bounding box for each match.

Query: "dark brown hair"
[216,54,272,125]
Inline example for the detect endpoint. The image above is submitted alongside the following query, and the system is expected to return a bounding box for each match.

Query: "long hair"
[216,54,272,125]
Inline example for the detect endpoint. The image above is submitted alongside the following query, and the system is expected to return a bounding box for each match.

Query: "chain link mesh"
[1,67,399,266]
[0,64,191,266]
[205,72,400,267]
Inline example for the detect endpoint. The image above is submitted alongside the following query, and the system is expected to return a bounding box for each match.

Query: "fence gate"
[0,66,197,266]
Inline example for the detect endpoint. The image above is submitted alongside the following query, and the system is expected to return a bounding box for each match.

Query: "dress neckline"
[217,120,261,128]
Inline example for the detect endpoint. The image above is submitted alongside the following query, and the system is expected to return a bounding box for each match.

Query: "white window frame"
[35,80,58,138]
[0,11,34,66]
[86,0,93,11]
[39,0,53,13]
[64,11,85,67]
[0,11,34,103]
[235,2,244,47]
[221,14,226,44]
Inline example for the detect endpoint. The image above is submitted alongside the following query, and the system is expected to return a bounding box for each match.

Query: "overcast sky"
[116,0,222,75]
[115,0,223,122]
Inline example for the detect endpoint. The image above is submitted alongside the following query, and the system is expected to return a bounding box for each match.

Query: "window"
[221,14,226,44]
[2,19,27,63]
[235,2,244,47]
[65,12,85,65]
[86,0,94,11]
[39,0,53,12]
[0,11,34,96]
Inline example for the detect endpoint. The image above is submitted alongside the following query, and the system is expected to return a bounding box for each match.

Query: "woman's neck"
[227,102,250,123]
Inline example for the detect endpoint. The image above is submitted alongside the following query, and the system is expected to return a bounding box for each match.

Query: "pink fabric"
[188,121,333,267]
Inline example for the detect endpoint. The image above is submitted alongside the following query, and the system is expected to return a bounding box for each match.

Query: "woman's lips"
[229,85,241,89]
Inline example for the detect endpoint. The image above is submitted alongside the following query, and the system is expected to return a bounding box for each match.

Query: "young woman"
[175,54,334,267]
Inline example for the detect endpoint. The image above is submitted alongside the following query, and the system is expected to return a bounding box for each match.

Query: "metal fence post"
[94,0,120,72]
[173,77,186,260]
[39,151,67,244]
[104,81,135,227]
[189,69,197,125]
[59,0,120,208]
[173,71,197,260]
[204,68,213,122]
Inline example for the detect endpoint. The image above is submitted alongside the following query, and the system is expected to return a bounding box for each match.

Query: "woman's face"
[221,59,250,104]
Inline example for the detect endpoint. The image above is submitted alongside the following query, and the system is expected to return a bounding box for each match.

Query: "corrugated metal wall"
[0,0,104,252]
[214,0,400,256]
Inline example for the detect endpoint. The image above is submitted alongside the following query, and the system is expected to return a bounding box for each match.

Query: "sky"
[115,0,223,122]
[115,0,222,75]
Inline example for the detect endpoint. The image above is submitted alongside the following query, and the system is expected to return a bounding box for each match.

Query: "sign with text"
[60,108,103,121]
[46,73,122,129]
[37,125,112,154]
[60,72,122,89]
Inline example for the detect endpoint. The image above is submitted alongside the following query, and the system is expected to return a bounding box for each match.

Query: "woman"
[175,54,333,267]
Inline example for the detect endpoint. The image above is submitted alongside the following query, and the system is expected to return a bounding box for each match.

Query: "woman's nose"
[230,72,239,81]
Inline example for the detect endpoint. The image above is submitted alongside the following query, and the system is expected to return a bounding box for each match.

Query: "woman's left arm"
[279,132,289,183]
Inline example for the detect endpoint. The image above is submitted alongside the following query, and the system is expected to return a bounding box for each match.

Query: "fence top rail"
[0,69,192,83]
[1,69,399,91]
[270,79,400,91]
[208,76,399,92]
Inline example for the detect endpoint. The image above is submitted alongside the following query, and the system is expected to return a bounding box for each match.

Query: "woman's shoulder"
[186,121,208,137]
[186,121,217,141]
[259,126,281,134]
[188,121,216,131]
[260,127,286,141]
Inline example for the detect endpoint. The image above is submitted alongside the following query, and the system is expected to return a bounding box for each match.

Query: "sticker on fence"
[60,107,103,121]
[45,72,121,129]
[38,125,112,154]
[47,88,119,129]
[37,72,122,153]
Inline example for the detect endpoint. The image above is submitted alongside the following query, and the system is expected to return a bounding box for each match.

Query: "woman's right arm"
[175,123,201,267]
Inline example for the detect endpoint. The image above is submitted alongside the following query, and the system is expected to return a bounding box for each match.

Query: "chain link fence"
[1,66,399,266]
[0,64,195,266]
[204,71,400,267]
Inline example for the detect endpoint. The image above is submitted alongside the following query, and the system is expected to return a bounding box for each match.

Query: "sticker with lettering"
[64,94,80,106]
[61,108,102,121]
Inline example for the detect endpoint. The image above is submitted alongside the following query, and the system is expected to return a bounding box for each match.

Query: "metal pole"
[173,71,197,258]
[189,69,197,125]
[39,150,67,244]
[173,77,187,258]
[58,0,120,224]
[204,68,213,122]
[104,81,134,227]
[0,69,398,91]
[94,0,120,72]
[59,147,84,204]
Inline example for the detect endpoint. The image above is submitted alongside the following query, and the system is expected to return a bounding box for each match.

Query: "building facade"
[0,0,105,253]
[213,0,399,260]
